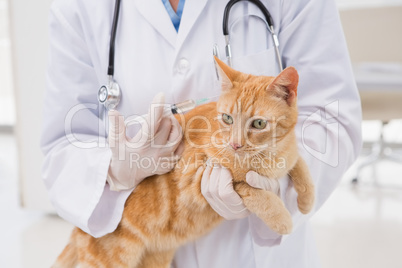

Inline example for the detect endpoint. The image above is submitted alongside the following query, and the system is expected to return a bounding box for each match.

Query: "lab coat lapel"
[133,0,177,47]
[176,0,209,49]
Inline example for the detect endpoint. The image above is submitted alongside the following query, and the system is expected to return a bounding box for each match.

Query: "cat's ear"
[213,56,238,91]
[267,67,299,106]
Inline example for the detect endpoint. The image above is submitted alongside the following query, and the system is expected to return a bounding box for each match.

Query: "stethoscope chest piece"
[98,79,121,110]
[99,0,122,111]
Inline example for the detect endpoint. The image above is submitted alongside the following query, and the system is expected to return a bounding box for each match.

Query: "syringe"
[124,96,221,127]
[125,99,196,127]
[170,95,220,114]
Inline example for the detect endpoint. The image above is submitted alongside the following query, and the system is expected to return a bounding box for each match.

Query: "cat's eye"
[252,119,267,129]
[222,113,233,124]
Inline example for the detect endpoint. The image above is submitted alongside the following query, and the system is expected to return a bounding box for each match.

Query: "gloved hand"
[107,93,184,191]
[201,163,280,220]
[246,171,280,196]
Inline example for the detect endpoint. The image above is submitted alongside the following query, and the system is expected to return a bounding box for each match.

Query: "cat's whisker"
[257,151,277,165]
[243,147,265,156]
[207,147,228,163]
[254,153,270,166]
[253,154,278,177]
[243,150,258,157]
[257,151,278,166]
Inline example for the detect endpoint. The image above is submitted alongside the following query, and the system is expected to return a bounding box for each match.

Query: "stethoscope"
[97,0,122,111]
[221,0,283,70]
[98,0,283,111]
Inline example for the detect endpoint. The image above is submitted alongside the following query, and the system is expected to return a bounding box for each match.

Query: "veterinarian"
[41,0,362,267]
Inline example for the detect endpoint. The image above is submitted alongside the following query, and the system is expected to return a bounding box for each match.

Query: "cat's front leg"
[289,157,315,214]
[138,249,175,268]
[234,182,292,235]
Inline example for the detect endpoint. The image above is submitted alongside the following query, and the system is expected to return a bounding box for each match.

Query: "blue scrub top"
[161,0,185,32]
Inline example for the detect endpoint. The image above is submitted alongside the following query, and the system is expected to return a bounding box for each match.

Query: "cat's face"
[214,57,299,157]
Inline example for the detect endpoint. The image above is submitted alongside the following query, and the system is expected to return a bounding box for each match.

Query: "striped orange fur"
[53,59,314,268]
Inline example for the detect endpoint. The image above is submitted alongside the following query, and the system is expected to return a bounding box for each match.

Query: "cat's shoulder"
[190,102,217,116]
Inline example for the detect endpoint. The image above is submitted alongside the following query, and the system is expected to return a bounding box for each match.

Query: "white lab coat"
[41,0,362,267]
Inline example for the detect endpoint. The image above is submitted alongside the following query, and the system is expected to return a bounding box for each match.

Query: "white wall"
[0,0,15,127]
[339,6,402,62]
[9,0,54,211]
[337,0,402,10]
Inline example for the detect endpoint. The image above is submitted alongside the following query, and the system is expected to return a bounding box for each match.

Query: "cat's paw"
[272,219,293,235]
[262,210,293,235]
[297,190,315,214]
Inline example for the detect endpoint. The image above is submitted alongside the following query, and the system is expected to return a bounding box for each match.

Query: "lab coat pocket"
[231,47,280,77]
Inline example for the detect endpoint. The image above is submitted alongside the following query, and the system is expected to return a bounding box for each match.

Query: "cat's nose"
[230,142,243,150]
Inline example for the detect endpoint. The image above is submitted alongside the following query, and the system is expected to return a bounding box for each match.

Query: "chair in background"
[339,5,402,183]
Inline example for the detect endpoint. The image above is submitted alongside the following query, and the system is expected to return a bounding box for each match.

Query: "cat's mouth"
[231,146,270,160]
[227,145,254,157]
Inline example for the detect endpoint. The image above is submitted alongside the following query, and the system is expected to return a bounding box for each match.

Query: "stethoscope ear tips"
[98,81,121,110]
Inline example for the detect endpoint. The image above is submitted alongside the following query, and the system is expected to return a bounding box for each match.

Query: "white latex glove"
[107,93,184,191]
[246,171,280,196]
[201,163,280,220]
[201,163,250,220]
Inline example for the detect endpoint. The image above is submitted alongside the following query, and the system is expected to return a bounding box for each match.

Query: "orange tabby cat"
[53,58,314,268]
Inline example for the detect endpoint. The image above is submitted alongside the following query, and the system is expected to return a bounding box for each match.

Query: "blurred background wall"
[7,0,53,211]
[340,6,402,62]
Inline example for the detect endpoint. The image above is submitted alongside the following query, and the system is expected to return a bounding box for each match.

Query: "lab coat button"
[178,58,190,74]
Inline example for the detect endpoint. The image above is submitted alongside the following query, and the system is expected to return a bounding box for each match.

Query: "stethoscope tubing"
[223,0,274,35]
[108,0,121,77]
[222,0,283,71]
